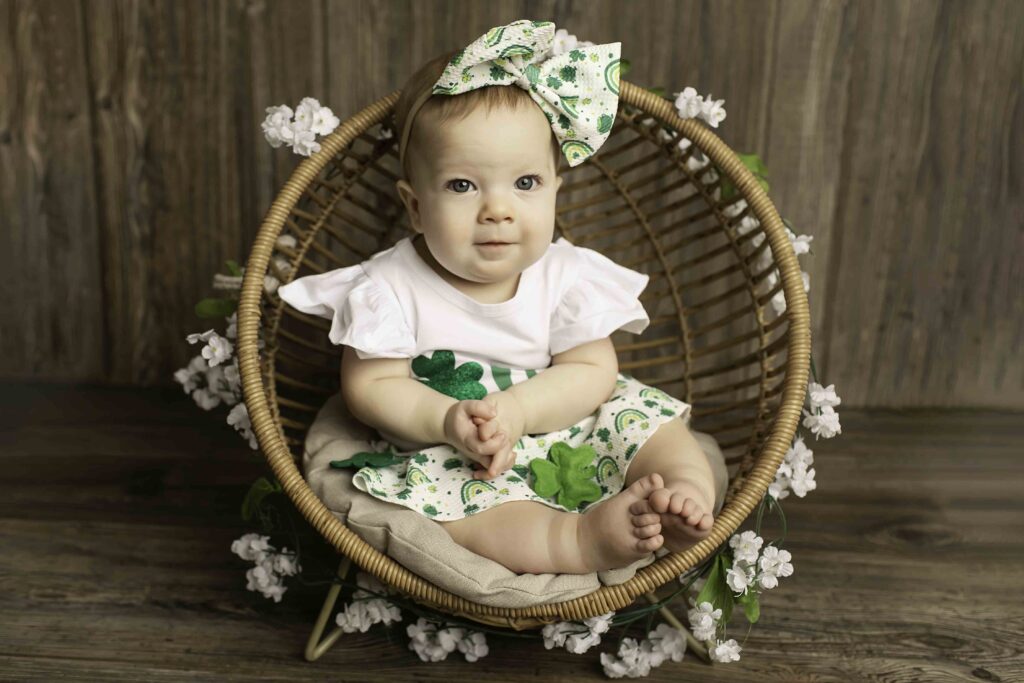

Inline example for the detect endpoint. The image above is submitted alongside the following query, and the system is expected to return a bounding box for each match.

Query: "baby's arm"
[505,337,619,434]
[340,346,454,448]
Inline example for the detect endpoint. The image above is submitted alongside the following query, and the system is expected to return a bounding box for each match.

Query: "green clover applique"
[329,448,404,469]
[411,350,487,400]
[528,441,603,511]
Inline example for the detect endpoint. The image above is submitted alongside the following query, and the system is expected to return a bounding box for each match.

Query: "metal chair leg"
[304,556,354,662]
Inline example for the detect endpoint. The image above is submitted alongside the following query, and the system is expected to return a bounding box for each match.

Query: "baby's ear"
[396,179,421,232]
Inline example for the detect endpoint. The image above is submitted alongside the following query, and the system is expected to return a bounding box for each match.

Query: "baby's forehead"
[418,111,555,172]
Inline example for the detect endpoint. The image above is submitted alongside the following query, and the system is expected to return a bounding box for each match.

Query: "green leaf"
[225,259,243,277]
[738,589,760,624]
[695,552,735,625]
[329,449,404,469]
[527,442,602,511]
[619,58,631,77]
[241,476,281,521]
[195,297,237,319]
[647,86,668,99]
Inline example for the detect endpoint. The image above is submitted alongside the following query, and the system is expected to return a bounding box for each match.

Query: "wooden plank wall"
[0,0,1020,408]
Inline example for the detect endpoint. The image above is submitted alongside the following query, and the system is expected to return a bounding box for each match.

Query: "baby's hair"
[394,49,561,183]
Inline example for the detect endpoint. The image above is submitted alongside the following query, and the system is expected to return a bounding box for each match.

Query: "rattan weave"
[237,80,811,629]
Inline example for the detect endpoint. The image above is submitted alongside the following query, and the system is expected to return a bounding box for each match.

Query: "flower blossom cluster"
[230,533,300,602]
[673,86,727,128]
[335,571,403,633]
[406,618,489,663]
[173,235,298,450]
[262,97,340,157]
[724,531,795,596]
[600,623,687,678]
[542,611,614,654]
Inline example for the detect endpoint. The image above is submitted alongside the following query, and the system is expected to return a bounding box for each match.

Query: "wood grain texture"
[1,383,1021,680]
[0,0,1020,408]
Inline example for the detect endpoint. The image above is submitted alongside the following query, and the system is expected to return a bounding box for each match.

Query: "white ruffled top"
[276,236,650,374]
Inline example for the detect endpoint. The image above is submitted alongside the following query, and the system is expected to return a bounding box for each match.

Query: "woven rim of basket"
[238,80,811,629]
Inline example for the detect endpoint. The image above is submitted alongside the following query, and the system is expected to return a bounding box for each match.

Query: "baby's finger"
[477,418,500,442]
[468,429,506,457]
[467,400,497,420]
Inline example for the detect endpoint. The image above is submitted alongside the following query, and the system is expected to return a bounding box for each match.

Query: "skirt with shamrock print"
[350,373,692,522]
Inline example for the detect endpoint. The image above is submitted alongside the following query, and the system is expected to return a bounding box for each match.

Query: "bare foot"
[632,477,715,553]
[577,473,666,572]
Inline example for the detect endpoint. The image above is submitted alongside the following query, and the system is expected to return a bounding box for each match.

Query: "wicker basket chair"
[237,80,811,636]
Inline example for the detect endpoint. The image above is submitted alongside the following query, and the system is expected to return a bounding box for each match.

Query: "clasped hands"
[443,391,526,481]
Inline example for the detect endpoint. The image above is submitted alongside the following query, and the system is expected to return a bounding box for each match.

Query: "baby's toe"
[636,534,664,553]
[696,513,714,531]
[647,487,673,514]
[631,511,661,528]
[633,522,662,539]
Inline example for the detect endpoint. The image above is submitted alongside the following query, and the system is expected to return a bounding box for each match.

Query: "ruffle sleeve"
[277,265,417,360]
[549,245,651,356]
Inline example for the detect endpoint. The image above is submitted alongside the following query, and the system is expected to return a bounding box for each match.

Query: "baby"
[279,20,724,576]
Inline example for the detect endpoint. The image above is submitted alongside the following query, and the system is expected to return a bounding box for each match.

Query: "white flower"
[808,382,842,409]
[272,550,300,576]
[729,530,764,564]
[173,355,208,394]
[541,621,579,649]
[406,618,460,662]
[802,404,842,439]
[456,631,489,662]
[564,630,601,654]
[709,638,742,663]
[600,637,653,678]
[674,86,704,119]
[377,125,394,140]
[687,601,721,641]
[203,364,234,404]
[725,559,756,595]
[336,596,403,633]
[227,402,259,450]
[225,312,238,339]
[550,28,581,56]
[191,386,221,411]
[276,234,298,250]
[290,128,321,157]
[786,225,814,255]
[770,270,810,315]
[186,329,216,345]
[292,97,321,132]
[246,555,288,602]
[541,611,613,654]
[199,331,233,367]
[310,105,340,137]
[647,623,686,663]
[231,533,272,562]
[757,544,794,592]
[789,461,817,497]
[584,611,614,635]
[700,95,727,127]
[264,274,281,294]
[261,104,294,148]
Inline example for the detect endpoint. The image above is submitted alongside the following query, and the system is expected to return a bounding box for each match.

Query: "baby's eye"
[516,175,543,191]
[447,179,474,193]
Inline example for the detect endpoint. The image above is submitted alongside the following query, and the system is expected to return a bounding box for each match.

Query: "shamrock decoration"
[329,449,404,469]
[411,350,487,400]
[529,441,602,511]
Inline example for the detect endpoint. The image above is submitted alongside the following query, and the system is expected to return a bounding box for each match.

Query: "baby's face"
[396,102,563,289]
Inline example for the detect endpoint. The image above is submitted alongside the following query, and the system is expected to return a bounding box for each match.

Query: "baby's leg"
[438,474,666,575]
[624,416,725,552]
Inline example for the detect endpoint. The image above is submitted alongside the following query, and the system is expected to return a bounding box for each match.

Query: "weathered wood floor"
[0,383,1020,682]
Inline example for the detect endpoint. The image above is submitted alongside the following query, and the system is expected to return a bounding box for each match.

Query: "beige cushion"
[303,392,729,609]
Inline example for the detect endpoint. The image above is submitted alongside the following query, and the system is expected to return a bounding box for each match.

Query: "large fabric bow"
[430,20,621,167]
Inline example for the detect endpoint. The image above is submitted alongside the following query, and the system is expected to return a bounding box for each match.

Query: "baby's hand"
[443,400,509,472]
[470,392,526,481]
